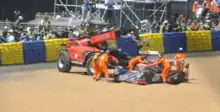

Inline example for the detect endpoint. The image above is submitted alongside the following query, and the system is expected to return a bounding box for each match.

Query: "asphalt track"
[0,52,220,112]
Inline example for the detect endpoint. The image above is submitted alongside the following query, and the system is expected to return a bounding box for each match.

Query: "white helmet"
[178,47,184,53]
[8,29,14,33]
[56,15,61,20]
[163,20,168,24]
[18,16,23,20]
[179,47,183,51]
[4,26,8,30]
[27,27,31,31]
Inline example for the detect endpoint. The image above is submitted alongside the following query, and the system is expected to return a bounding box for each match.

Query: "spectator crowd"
[2,0,220,43]
[0,15,57,43]
[150,13,220,33]
[143,0,220,33]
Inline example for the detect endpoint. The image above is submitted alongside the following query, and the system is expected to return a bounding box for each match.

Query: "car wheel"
[143,69,154,84]
[57,50,71,72]
[169,71,185,84]
[86,55,95,76]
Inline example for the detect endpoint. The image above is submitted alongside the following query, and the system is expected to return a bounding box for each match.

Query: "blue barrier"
[117,36,139,57]
[163,32,187,53]
[1,31,220,65]
[211,30,220,51]
[22,41,46,64]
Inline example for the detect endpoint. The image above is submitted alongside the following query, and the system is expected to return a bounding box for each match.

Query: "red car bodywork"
[66,30,119,65]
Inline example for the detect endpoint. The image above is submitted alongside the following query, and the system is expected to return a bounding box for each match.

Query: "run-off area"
[0,52,220,112]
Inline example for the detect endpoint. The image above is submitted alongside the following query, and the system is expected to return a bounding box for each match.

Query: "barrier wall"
[140,33,164,53]
[117,36,139,57]
[186,30,212,52]
[139,30,217,54]
[0,42,24,65]
[44,39,69,62]
[0,30,219,65]
[0,39,68,65]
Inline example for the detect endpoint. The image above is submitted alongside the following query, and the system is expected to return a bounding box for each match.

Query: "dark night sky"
[0,0,54,21]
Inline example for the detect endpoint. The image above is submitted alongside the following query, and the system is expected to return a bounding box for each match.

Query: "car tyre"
[168,71,185,84]
[143,69,154,84]
[86,55,95,76]
[57,50,71,72]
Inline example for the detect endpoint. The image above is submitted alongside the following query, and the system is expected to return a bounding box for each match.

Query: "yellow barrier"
[106,40,117,48]
[45,39,68,61]
[0,42,24,65]
[140,33,164,53]
[186,30,212,52]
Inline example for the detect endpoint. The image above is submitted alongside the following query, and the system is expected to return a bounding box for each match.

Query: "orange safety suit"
[175,53,186,71]
[156,57,171,81]
[92,53,102,78]
[128,56,143,71]
[203,0,211,9]
[211,0,219,13]
[96,53,110,80]
[193,0,199,13]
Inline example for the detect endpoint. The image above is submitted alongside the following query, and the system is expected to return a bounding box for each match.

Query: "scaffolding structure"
[53,0,170,28]
[53,0,81,17]
[148,0,169,22]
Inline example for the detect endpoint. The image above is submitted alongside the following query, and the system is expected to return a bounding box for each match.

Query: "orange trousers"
[162,66,171,80]
[92,62,99,78]
[96,64,109,80]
